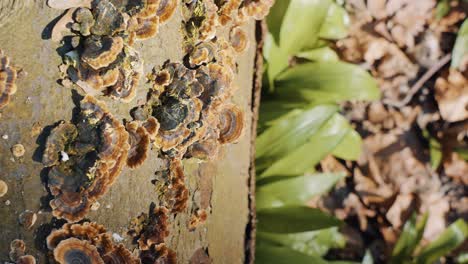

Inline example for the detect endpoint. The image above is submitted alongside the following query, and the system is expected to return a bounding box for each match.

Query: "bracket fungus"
[18,210,37,229]
[229,26,249,53]
[217,103,244,144]
[46,222,139,263]
[53,238,104,264]
[0,179,8,197]
[126,121,151,168]
[42,95,129,222]
[0,49,19,109]
[49,0,178,102]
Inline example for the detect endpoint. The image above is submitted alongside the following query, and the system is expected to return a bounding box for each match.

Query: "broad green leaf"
[259,114,350,178]
[266,0,291,44]
[256,172,345,210]
[391,213,428,264]
[264,33,289,87]
[256,242,329,264]
[436,0,450,19]
[279,0,332,54]
[275,62,380,104]
[457,253,468,263]
[296,46,340,62]
[257,206,342,233]
[416,219,468,264]
[258,227,346,257]
[256,104,338,175]
[332,129,362,160]
[362,250,374,264]
[455,147,468,160]
[319,3,349,40]
[452,19,468,69]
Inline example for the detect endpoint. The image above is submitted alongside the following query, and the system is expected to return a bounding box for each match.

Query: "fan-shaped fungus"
[18,210,37,229]
[81,36,124,70]
[217,103,244,144]
[229,26,249,53]
[126,121,151,168]
[54,238,104,264]
[156,0,178,23]
[0,179,8,197]
[0,50,18,109]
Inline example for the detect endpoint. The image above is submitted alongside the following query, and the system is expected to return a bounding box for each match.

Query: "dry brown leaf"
[434,69,468,122]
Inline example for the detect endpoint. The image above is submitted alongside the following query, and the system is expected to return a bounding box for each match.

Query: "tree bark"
[0,1,261,263]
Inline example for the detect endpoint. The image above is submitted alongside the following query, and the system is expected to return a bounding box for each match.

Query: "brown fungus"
[185,138,219,160]
[53,238,104,264]
[43,96,129,222]
[134,16,160,40]
[156,0,178,23]
[126,121,151,168]
[18,210,37,229]
[188,42,216,67]
[229,26,249,53]
[73,7,95,36]
[217,103,244,144]
[136,0,161,19]
[0,179,8,197]
[81,36,124,70]
[90,0,125,36]
[239,0,274,20]
[16,255,36,264]
[11,143,26,158]
[0,50,18,109]
[102,244,140,264]
[140,244,177,264]
[9,239,26,262]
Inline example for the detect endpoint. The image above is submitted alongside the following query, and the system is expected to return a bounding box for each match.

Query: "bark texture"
[0,2,260,263]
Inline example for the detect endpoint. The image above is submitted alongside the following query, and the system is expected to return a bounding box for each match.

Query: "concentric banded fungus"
[0,50,18,109]
[217,103,244,144]
[102,244,140,264]
[47,222,139,263]
[54,238,104,264]
[16,255,36,264]
[49,0,177,102]
[140,244,177,264]
[239,0,274,20]
[166,159,189,213]
[126,121,151,168]
[18,210,37,229]
[229,26,249,53]
[156,0,178,23]
[188,42,216,67]
[42,96,129,222]
[185,139,219,160]
[81,36,124,70]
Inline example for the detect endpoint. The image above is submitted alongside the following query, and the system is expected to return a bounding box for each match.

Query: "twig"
[383,53,452,108]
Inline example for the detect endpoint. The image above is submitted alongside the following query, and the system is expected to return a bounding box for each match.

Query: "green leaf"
[257,206,343,233]
[256,242,329,264]
[258,227,346,257]
[264,33,290,88]
[457,253,468,263]
[423,130,442,169]
[319,2,349,40]
[362,250,374,264]
[436,0,450,19]
[266,0,291,45]
[256,172,345,210]
[275,62,380,104]
[296,46,340,62]
[416,219,468,264]
[279,0,332,54]
[256,104,338,175]
[452,19,468,69]
[455,147,468,160]
[259,114,351,178]
[332,129,362,160]
[390,213,428,264]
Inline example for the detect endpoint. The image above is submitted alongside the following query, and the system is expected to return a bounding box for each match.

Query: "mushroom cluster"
[128,203,176,264]
[42,95,129,222]
[49,0,178,102]
[0,49,19,109]
[46,221,139,264]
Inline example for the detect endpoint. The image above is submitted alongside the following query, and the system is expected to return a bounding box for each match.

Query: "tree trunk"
[0,1,262,263]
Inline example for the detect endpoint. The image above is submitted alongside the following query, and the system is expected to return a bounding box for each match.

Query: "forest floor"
[310,0,468,262]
